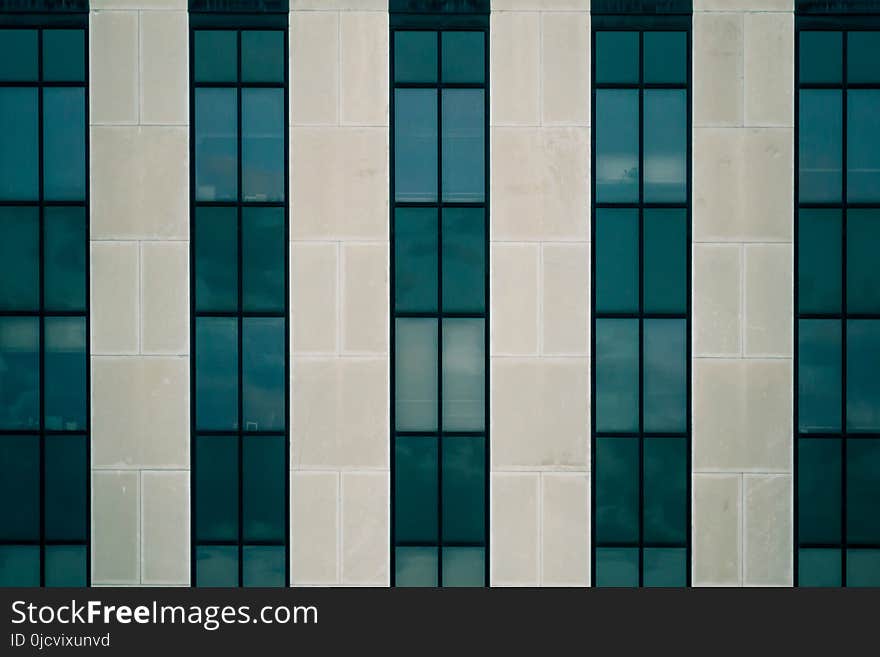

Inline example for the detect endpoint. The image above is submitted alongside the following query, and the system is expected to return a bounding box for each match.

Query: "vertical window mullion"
[839,29,849,587]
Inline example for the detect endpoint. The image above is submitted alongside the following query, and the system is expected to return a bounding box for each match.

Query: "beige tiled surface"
[290,4,390,586]
[490,6,590,587]
[90,4,190,586]
[693,2,794,587]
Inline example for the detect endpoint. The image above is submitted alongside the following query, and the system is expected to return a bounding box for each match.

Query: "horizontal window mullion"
[594,313,688,320]
[0,82,86,89]
[195,202,286,208]
[393,82,486,90]
[595,542,688,549]
[594,83,687,90]
[0,540,89,546]
[0,310,87,317]
[395,431,487,438]
[594,203,688,210]
[195,540,287,547]
[595,432,689,439]
[194,311,287,318]
[394,541,487,548]
[394,312,487,319]
[193,82,285,89]
[393,202,487,209]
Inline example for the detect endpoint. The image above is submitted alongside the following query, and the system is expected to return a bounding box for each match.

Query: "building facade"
[0,0,877,587]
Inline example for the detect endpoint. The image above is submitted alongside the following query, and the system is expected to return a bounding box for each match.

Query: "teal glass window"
[797,25,880,587]
[191,20,289,587]
[593,23,691,587]
[0,21,88,587]
[392,19,488,587]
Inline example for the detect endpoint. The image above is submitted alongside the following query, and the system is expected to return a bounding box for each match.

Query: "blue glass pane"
[644,319,687,434]
[595,547,639,587]
[798,209,841,315]
[0,30,37,81]
[847,210,880,314]
[0,317,39,430]
[643,548,687,587]
[195,207,238,312]
[0,546,39,587]
[442,31,484,84]
[45,545,87,587]
[595,437,639,543]
[43,30,85,82]
[596,90,638,203]
[595,31,638,84]
[242,318,285,432]
[442,208,485,314]
[644,209,687,314]
[644,438,687,544]
[0,207,39,311]
[442,436,484,544]
[195,435,238,542]
[644,90,686,203]
[595,208,638,314]
[798,438,841,545]
[0,89,38,200]
[847,320,880,433]
[595,319,639,433]
[395,31,437,83]
[644,32,686,84]
[799,90,841,204]
[395,89,437,202]
[45,435,87,541]
[243,546,285,587]
[241,30,284,83]
[395,318,438,432]
[242,207,285,313]
[43,88,86,201]
[243,88,284,202]
[848,32,880,83]
[798,319,841,434]
[395,436,438,544]
[195,88,238,202]
[442,89,484,202]
[44,207,87,312]
[395,547,438,587]
[194,31,237,83]
[847,90,880,203]
[195,317,238,431]
[395,207,438,314]
[442,547,484,587]
[44,317,87,431]
[847,549,880,587]
[196,545,238,587]
[442,319,485,432]
[798,548,841,587]
[799,32,841,84]
[847,439,880,545]
[0,435,39,540]
[243,435,285,542]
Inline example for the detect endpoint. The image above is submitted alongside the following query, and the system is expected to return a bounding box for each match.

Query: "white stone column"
[289,1,390,586]
[490,0,591,587]
[692,0,794,587]
[89,2,190,586]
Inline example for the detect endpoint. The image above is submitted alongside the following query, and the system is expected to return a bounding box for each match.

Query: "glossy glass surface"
[798,209,841,314]
[395,89,437,202]
[798,319,841,434]
[643,319,686,434]
[44,434,87,541]
[442,31,484,83]
[846,320,880,433]
[242,207,285,312]
[0,546,40,587]
[847,32,880,84]
[0,207,39,311]
[196,545,238,587]
[242,88,284,202]
[44,207,87,312]
[43,88,86,200]
[0,89,38,200]
[799,31,841,84]
[195,88,238,202]
[595,547,639,587]
[242,546,285,587]
[847,90,880,202]
[442,436,484,543]
[846,549,880,587]
[241,31,284,83]
[195,317,238,431]
[0,435,39,540]
[195,207,238,312]
[442,319,485,432]
[441,547,484,587]
[643,437,687,544]
[644,31,686,84]
[395,436,439,543]
[847,438,880,544]
[44,317,87,431]
[394,207,438,313]
[442,89,484,203]
[242,318,285,432]
[442,208,485,314]
[595,437,639,543]
[799,90,842,203]
[45,545,86,587]
[43,30,85,82]
[644,90,686,203]
[595,31,638,84]
[595,90,639,203]
[643,548,687,587]
[798,548,841,587]
[595,319,639,433]
[195,435,238,542]
[0,317,39,430]
[847,210,880,313]
[798,438,841,544]
[395,31,437,84]
[243,435,285,542]
[395,547,438,587]
[0,30,37,81]
[643,209,687,314]
[595,209,638,314]
[194,31,237,83]
[395,318,438,432]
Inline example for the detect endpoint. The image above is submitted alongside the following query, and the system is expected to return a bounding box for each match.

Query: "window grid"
[590,24,692,587]
[189,23,290,587]
[795,24,880,587]
[0,18,90,587]
[390,25,490,587]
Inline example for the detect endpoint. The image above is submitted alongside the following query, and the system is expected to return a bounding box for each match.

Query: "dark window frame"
[390,14,490,587]
[590,12,693,587]
[0,11,90,588]
[188,12,290,587]
[794,14,880,587]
